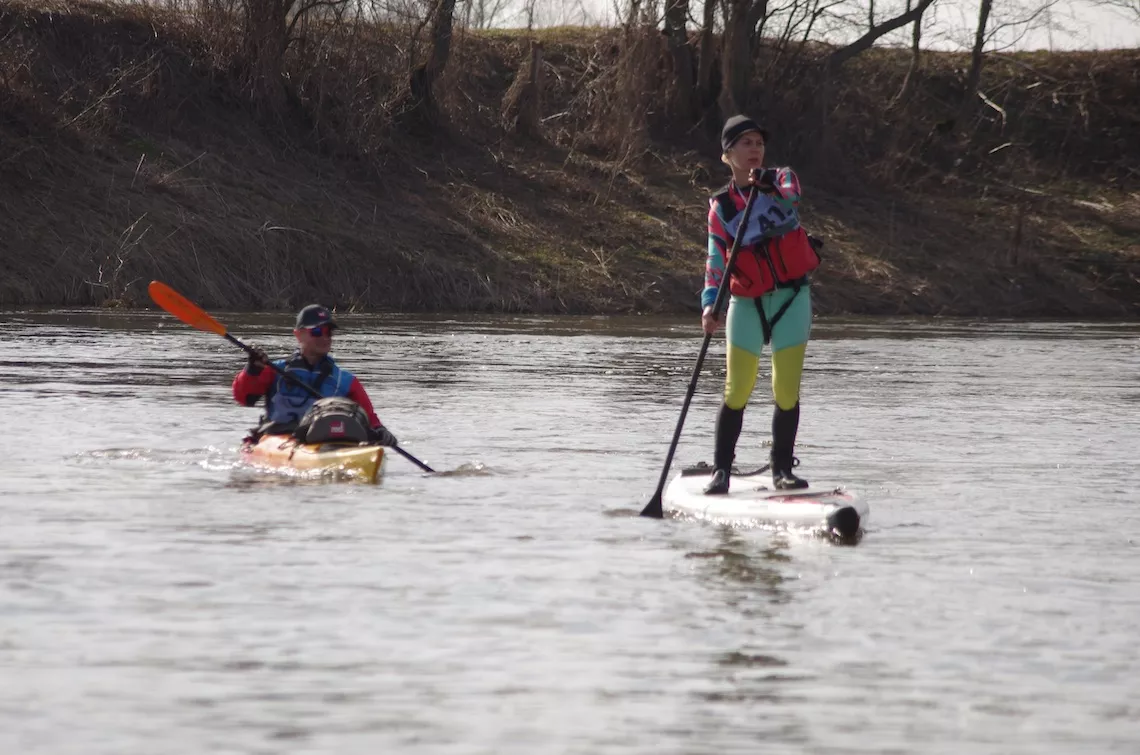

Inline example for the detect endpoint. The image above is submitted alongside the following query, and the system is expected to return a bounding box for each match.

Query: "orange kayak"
[241,434,386,483]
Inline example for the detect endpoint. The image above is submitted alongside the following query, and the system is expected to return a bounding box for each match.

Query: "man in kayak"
[232,304,398,446]
[701,115,821,494]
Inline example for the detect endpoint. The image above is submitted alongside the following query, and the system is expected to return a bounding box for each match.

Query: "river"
[2,310,1138,753]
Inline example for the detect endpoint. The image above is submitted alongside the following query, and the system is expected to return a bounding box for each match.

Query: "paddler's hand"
[246,346,269,376]
[370,425,399,447]
[701,306,720,335]
[750,167,778,191]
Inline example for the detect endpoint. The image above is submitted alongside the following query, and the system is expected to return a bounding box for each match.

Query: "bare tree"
[694,0,718,117]
[892,0,926,105]
[1094,0,1140,19]
[401,0,458,127]
[243,0,350,110]
[663,0,696,124]
[956,0,1068,129]
[719,0,754,115]
[711,0,939,120]
[826,0,937,71]
[463,0,513,29]
[758,0,836,89]
[520,0,539,29]
[960,0,993,122]
[519,0,595,28]
[501,41,544,137]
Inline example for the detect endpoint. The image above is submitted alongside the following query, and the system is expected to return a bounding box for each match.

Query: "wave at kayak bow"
[74,446,239,472]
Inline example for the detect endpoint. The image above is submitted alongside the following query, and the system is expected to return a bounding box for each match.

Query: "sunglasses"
[305,325,334,337]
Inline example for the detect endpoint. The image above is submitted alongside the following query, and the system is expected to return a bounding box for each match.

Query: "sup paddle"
[147,280,436,473]
[639,182,761,518]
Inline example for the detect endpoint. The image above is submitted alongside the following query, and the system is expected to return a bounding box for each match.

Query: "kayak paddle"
[147,280,435,473]
[640,184,760,518]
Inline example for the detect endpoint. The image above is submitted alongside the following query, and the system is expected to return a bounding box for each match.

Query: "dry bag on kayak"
[293,397,371,444]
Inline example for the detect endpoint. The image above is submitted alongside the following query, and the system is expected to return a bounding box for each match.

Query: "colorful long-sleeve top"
[701,167,804,310]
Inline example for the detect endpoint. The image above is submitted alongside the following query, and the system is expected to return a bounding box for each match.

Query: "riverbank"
[2,2,1138,316]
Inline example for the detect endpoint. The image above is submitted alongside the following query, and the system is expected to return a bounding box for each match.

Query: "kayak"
[241,434,386,483]
[663,464,868,539]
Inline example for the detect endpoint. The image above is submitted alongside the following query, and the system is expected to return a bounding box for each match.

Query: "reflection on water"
[2,309,1140,754]
[686,530,792,607]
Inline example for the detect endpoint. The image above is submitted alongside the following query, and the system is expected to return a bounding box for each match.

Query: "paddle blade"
[639,492,664,519]
[148,281,227,336]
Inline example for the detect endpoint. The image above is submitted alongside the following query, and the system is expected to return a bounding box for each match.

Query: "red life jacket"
[713,186,821,298]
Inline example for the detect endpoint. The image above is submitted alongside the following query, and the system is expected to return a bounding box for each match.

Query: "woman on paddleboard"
[701,115,821,495]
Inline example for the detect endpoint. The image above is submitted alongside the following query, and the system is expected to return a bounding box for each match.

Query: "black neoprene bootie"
[703,468,730,495]
[771,403,809,490]
[704,404,744,495]
[771,463,809,490]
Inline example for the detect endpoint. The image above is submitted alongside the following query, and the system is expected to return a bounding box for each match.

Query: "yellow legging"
[723,286,811,410]
[725,343,806,411]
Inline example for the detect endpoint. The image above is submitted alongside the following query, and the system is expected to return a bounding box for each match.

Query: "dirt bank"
[1,2,1137,317]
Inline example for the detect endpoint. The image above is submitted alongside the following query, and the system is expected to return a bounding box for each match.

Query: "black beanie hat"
[721,115,769,152]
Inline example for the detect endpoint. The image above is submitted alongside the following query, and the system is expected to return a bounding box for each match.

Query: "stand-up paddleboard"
[663,462,868,540]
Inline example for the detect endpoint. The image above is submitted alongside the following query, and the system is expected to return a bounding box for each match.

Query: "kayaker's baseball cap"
[295,304,338,330]
[721,115,769,152]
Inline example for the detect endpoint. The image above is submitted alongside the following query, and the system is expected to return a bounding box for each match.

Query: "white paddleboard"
[663,466,868,539]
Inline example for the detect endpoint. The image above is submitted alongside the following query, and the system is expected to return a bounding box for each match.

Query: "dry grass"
[0,1,1137,316]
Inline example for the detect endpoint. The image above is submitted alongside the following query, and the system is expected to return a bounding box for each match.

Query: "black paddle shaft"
[639,184,762,518]
[226,332,325,401]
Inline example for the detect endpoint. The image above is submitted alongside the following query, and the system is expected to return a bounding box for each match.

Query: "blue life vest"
[263,353,356,426]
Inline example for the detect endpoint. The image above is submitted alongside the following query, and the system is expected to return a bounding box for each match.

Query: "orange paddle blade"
[148,281,227,337]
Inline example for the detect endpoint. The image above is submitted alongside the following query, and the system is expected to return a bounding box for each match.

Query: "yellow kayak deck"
[241,434,386,483]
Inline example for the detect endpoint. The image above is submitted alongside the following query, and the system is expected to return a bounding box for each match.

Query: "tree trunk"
[695,0,717,116]
[404,0,458,129]
[893,4,924,105]
[960,0,993,124]
[746,0,769,57]
[663,0,695,127]
[719,0,751,116]
[501,41,544,138]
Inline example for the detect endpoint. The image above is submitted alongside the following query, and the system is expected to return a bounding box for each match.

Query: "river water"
[1,310,1138,754]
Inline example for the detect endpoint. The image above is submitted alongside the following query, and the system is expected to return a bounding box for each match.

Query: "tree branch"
[285,0,351,43]
[826,0,937,71]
